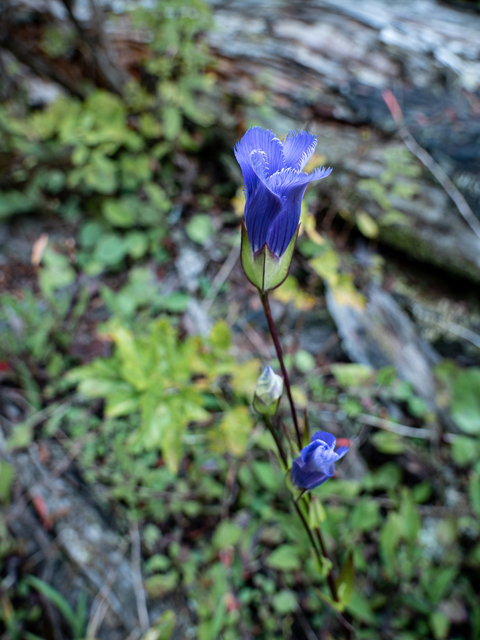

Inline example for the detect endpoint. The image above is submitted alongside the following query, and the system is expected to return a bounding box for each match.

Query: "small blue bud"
[291,431,348,490]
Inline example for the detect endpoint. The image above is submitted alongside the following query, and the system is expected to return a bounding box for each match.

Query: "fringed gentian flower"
[291,431,348,490]
[234,127,332,292]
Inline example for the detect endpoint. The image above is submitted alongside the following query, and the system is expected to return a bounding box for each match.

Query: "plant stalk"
[265,415,288,468]
[260,291,302,449]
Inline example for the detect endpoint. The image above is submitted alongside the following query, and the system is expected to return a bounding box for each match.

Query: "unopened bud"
[253,366,283,416]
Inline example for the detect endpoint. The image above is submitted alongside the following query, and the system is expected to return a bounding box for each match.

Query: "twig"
[0,34,86,99]
[5,432,93,526]
[59,0,127,95]
[129,519,149,634]
[86,540,129,639]
[202,242,240,312]
[383,89,480,240]
[410,302,480,351]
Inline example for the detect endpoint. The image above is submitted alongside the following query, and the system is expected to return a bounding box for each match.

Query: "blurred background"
[1,0,480,638]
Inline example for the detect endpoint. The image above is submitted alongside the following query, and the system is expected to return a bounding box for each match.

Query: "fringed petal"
[311,431,336,449]
[234,126,285,196]
[283,130,317,171]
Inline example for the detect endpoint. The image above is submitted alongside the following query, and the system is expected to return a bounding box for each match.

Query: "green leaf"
[451,369,480,434]
[186,214,215,245]
[350,498,381,532]
[210,320,232,351]
[356,211,379,238]
[330,363,374,387]
[213,521,243,550]
[399,489,420,543]
[163,106,182,141]
[430,610,450,640]
[371,431,404,455]
[26,576,86,638]
[266,545,301,572]
[141,611,176,640]
[145,554,171,574]
[272,590,298,614]
[309,496,327,529]
[0,461,14,502]
[103,199,136,227]
[470,473,480,518]
[294,350,316,373]
[145,571,179,597]
[335,551,354,609]
[212,406,252,457]
[94,234,127,266]
[451,436,480,467]
[347,590,377,626]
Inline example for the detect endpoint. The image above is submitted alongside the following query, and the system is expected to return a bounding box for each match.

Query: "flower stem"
[297,497,353,639]
[315,526,338,602]
[260,291,302,449]
[265,415,288,468]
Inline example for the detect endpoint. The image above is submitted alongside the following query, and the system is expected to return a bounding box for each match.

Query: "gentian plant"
[234,127,352,637]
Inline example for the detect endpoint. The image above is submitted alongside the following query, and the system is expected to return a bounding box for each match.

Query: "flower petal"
[334,446,349,460]
[291,457,332,490]
[265,167,332,256]
[311,431,336,449]
[300,440,321,463]
[234,127,285,195]
[244,178,284,252]
[283,130,317,171]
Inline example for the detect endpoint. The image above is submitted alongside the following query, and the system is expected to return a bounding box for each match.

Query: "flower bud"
[253,366,283,416]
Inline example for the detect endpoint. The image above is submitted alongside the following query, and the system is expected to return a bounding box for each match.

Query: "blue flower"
[234,127,332,258]
[291,431,348,491]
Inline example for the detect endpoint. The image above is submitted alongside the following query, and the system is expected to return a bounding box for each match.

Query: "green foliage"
[25,576,87,639]
[357,146,421,233]
[68,318,254,472]
[451,368,480,434]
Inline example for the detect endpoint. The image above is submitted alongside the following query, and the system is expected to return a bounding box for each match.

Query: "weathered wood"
[207,0,480,281]
[0,421,193,640]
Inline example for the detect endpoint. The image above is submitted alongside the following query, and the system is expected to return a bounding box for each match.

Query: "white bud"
[253,366,283,416]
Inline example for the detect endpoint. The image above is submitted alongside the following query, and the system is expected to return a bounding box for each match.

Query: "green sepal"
[240,221,299,293]
[253,395,280,416]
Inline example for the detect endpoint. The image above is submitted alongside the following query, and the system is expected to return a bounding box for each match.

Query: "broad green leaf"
[267,545,301,572]
[451,369,480,434]
[330,363,374,387]
[430,611,450,640]
[309,496,327,529]
[144,571,179,597]
[470,473,480,517]
[371,431,404,455]
[335,552,354,609]
[0,461,14,502]
[356,211,379,238]
[347,590,377,625]
[272,590,298,614]
[141,611,176,640]
[213,521,243,550]
[186,214,215,245]
[213,406,252,457]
